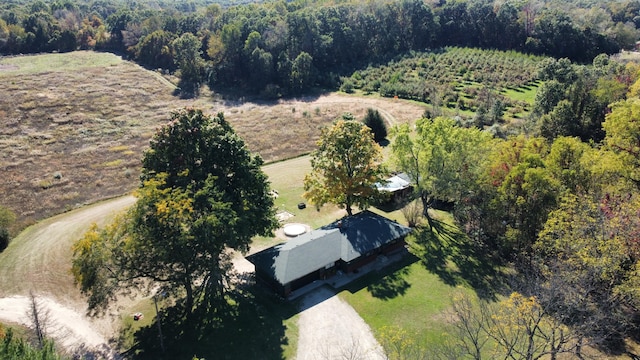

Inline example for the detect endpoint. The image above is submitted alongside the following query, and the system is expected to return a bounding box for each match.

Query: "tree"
[290,51,314,93]
[534,193,640,345]
[73,108,278,315]
[446,292,584,360]
[135,30,175,70]
[391,117,494,222]
[362,108,387,143]
[303,120,385,216]
[172,33,204,97]
[603,98,640,188]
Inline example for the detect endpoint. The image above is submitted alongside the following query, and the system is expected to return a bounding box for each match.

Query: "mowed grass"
[340,258,475,347]
[502,82,540,104]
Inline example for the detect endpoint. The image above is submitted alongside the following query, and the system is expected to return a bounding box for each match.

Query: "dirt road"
[0,296,117,358]
[0,195,135,358]
[296,287,385,360]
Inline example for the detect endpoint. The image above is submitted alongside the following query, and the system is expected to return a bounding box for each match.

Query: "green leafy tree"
[0,326,66,360]
[603,98,640,188]
[391,117,494,222]
[363,108,387,142]
[290,51,313,93]
[135,30,175,70]
[304,120,385,216]
[172,33,204,96]
[545,136,595,195]
[73,109,277,315]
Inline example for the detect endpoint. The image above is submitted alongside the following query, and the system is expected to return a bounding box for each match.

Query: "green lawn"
[339,258,475,347]
[339,209,507,355]
[502,82,540,105]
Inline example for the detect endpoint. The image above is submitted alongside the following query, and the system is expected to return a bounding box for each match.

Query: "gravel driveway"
[296,287,385,360]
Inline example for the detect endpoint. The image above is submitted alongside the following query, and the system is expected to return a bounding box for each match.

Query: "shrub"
[340,77,355,93]
[363,108,387,142]
[0,206,15,252]
[0,228,9,252]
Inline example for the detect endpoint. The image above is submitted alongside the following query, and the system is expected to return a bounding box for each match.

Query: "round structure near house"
[283,223,307,237]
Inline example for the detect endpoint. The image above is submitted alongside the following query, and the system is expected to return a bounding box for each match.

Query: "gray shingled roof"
[246,210,412,285]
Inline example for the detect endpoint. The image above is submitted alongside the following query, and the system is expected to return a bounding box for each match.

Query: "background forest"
[1,0,639,96]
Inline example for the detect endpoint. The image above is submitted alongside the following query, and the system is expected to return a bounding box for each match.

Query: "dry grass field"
[0,51,426,232]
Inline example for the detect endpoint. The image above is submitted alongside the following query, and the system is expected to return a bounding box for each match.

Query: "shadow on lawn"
[341,254,419,300]
[125,283,297,360]
[412,219,507,300]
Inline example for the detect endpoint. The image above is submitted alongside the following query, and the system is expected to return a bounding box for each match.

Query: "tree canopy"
[391,117,495,221]
[72,108,277,315]
[303,119,385,216]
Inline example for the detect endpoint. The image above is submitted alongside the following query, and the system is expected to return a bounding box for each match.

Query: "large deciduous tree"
[603,98,640,188]
[303,120,385,216]
[534,193,640,345]
[391,117,494,223]
[72,108,277,315]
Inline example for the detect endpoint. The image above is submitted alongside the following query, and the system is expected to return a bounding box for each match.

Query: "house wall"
[254,268,286,296]
[340,238,407,273]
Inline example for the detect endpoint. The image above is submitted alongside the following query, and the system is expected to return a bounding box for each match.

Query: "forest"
[1,0,639,96]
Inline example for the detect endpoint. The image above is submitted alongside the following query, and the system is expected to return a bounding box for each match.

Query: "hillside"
[0,51,426,231]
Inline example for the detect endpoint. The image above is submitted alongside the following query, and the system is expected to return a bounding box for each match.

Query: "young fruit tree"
[72,108,278,316]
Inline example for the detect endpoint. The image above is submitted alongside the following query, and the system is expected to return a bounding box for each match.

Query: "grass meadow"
[0,51,425,234]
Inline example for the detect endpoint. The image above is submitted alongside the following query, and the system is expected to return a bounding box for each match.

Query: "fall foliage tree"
[72,108,277,315]
[303,120,385,216]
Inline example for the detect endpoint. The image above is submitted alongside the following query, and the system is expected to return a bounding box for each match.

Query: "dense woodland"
[1,0,640,96]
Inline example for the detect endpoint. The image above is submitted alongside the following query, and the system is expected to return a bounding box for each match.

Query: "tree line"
[1,0,638,96]
[386,66,640,356]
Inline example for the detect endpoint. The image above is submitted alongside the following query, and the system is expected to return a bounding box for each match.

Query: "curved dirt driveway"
[0,195,136,358]
[296,287,384,360]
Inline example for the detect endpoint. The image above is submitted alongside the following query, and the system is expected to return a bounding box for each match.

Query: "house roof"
[376,173,412,192]
[246,210,412,285]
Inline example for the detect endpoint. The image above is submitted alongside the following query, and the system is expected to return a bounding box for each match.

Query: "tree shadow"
[125,283,297,359]
[412,219,507,300]
[341,254,419,300]
[366,266,411,300]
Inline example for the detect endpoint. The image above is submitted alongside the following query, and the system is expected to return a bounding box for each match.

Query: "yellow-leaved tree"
[303,119,385,216]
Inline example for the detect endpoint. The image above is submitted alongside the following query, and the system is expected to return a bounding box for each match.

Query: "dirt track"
[0,196,135,357]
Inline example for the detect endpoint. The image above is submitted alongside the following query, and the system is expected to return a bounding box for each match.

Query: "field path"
[296,287,384,360]
[0,195,136,357]
[0,296,117,358]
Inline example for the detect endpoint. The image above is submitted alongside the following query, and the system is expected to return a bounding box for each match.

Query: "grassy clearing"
[502,82,540,104]
[0,51,123,76]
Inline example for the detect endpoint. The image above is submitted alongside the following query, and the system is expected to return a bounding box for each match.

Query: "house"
[246,210,412,297]
[376,172,413,204]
